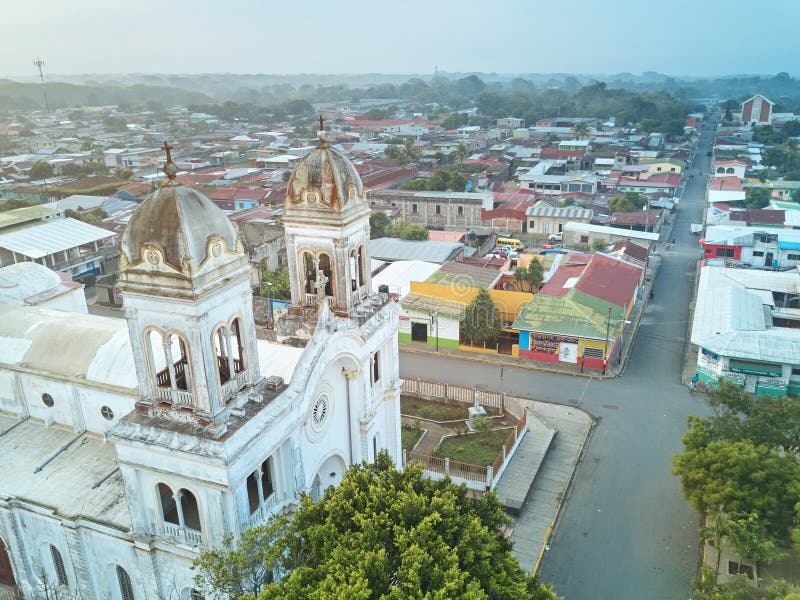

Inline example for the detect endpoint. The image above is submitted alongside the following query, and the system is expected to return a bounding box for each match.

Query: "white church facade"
[0,134,401,599]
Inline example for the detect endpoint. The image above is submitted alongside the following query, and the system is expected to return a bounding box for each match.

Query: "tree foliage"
[389,220,429,241]
[694,566,800,600]
[608,192,647,213]
[744,187,772,209]
[195,454,560,600]
[514,261,544,292]
[369,212,391,239]
[28,160,54,181]
[260,267,291,300]
[463,289,502,347]
[398,169,467,192]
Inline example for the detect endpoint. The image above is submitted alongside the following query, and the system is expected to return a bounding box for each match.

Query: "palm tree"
[701,511,729,574]
[572,121,590,141]
[455,141,468,165]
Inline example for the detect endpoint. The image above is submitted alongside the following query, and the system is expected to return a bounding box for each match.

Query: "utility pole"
[603,307,611,375]
[33,57,50,114]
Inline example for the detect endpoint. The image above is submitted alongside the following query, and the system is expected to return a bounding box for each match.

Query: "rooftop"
[0,216,115,259]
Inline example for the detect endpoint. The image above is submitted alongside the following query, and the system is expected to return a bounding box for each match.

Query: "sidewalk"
[506,400,594,574]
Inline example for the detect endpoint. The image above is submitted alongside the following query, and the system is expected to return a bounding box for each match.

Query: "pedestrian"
[650,288,655,299]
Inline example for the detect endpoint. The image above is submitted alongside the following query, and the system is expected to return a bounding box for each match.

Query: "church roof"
[121,182,240,270]
[0,304,137,389]
[0,262,63,304]
[0,413,131,530]
[284,132,368,214]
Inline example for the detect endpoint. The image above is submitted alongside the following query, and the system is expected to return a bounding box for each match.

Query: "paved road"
[400,122,717,599]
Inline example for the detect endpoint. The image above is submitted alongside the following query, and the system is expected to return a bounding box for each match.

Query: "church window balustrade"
[212,318,248,402]
[157,483,203,546]
[49,545,67,586]
[146,329,194,407]
[246,458,276,528]
[116,566,134,600]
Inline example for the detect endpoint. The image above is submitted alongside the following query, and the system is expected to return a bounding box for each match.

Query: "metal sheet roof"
[0,217,114,258]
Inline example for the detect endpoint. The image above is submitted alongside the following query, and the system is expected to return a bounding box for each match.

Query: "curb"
[400,344,609,379]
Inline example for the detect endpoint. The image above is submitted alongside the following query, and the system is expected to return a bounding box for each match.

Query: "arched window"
[49,545,67,586]
[726,167,735,174]
[358,245,367,286]
[303,252,316,294]
[158,483,201,532]
[158,483,179,525]
[246,458,275,514]
[116,566,134,600]
[317,253,333,297]
[716,167,725,174]
[350,249,359,292]
[148,330,192,400]
[230,318,246,374]
[180,489,201,531]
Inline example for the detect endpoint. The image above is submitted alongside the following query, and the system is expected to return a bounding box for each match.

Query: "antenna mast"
[32,57,50,114]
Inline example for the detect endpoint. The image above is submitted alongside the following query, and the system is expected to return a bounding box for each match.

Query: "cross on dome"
[161,140,178,182]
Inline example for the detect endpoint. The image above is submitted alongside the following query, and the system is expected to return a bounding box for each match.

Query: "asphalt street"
[399,123,717,599]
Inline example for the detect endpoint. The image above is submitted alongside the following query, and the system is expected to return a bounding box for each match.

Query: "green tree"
[463,288,501,348]
[607,192,646,213]
[673,430,800,544]
[455,141,468,164]
[194,521,285,598]
[112,167,134,179]
[390,220,429,241]
[196,455,560,600]
[591,238,608,253]
[725,512,787,570]
[514,260,544,292]
[369,212,391,239]
[744,187,772,209]
[261,267,291,300]
[28,160,54,181]
[441,112,468,130]
[572,121,590,140]
[701,512,730,574]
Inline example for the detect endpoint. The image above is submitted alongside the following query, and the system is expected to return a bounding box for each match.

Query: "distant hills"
[0,79,211,111]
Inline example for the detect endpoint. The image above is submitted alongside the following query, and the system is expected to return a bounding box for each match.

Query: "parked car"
[548,233,563,242]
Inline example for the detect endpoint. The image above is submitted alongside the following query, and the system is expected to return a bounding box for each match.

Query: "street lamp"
[604,309,633,374]
[615,318,633,365]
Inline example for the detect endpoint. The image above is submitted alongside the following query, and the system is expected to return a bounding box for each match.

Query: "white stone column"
[255,466,265,506]
[163,340,177,405]
[224,328,236,383]
[342,367,361,465]
[173,491,185,528]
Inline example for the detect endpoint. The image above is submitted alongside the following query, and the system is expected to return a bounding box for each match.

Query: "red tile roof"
[729,209,785,225]
[540,148,585,159]
[709,177,743,192]
[611,240,649,264]
[575,254,643,308]
[539,264,586,297]
[610,211,660,226]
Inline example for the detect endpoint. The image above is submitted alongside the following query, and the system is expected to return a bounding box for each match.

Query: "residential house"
[708,176,746,204]
[743,180,800,201]
[702,225,800,269]
[497,117,525,128]
[691,265,800,395]
[638,158,686,176]
[513,253,643,371]
[713,160,747,179]
[562,222,658,249]
[526,206,593,237]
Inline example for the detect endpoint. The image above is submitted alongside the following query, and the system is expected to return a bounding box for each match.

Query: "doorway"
[411,322,428,343]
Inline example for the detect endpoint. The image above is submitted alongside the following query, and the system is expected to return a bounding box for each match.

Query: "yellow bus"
[495,237,525,250]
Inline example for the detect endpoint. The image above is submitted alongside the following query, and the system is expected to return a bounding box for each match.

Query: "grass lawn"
[436,428,512,466]
[401,425,424,451]
[400,396,468,422]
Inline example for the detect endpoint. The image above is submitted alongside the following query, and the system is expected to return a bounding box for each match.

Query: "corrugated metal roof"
[526,206,593,219]
[370,238,464,264]
[0,217,114,258]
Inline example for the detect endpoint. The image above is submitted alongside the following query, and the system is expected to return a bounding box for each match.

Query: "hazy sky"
[2,0,797,77]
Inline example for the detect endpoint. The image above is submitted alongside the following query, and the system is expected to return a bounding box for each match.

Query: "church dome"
[121,172,239,272]
[285,134,366,212]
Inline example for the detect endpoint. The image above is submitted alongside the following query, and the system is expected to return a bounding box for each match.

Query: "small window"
[372,351,380,384]
[411,203,418,214]
[435,205,441,215]
[42,393,54,407]
[752,251,764,257]
[715,248,735,258]
[117,566,134,600]
[101,406,114,420]
[50,545,68,586]
[788,254,800,261]
[656,167,662,171]
[580,235,589,243]
[457,206,463,216]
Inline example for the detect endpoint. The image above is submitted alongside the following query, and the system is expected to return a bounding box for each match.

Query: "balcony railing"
[154,387,194,406]
[221,368,249,401]
[162,522,203,547]
[247,492,278,529]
